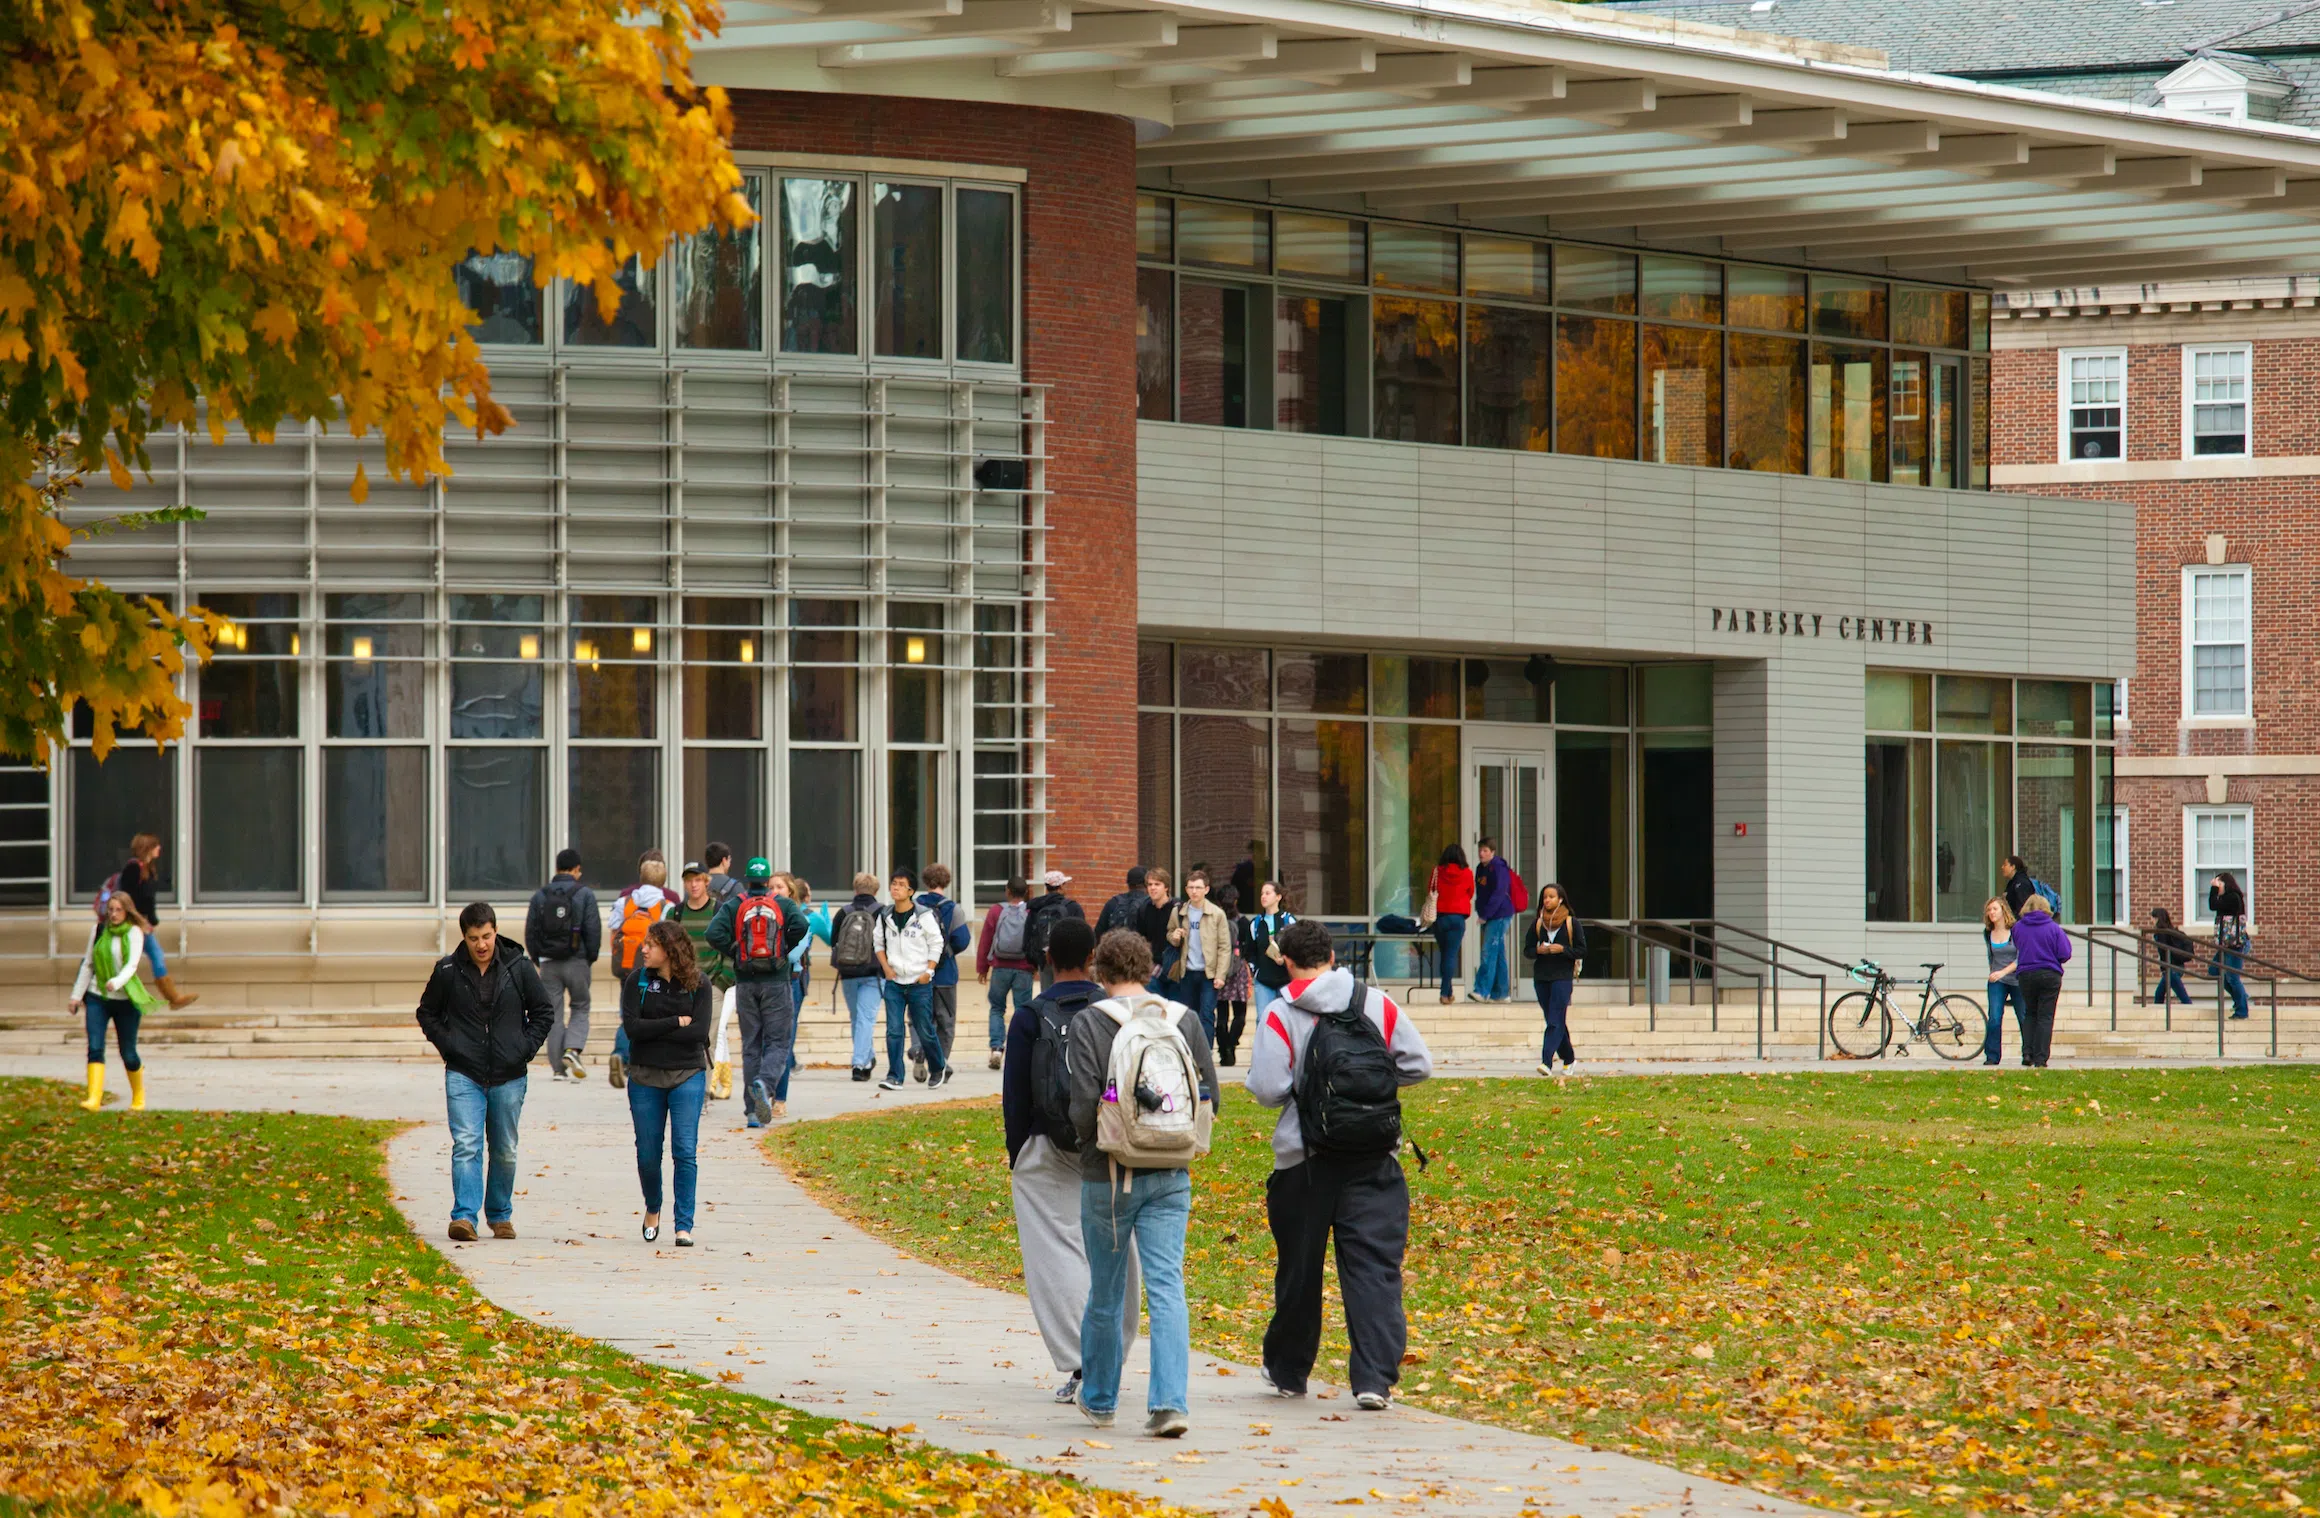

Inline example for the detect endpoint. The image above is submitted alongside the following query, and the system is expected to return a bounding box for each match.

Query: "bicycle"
[1826,961,1986,1061]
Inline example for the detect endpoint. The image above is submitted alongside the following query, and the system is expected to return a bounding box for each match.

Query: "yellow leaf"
[350,463,369,503]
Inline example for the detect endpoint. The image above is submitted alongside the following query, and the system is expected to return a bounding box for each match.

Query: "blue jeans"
[779,971,808,1101]
[1473,916,1513,1001]
[1080,1168,1191,1416]
[2154,968,2192,1006]
[842,975,883,1068]
[141,934,168,977]
[628,1069,707,1233]
[883,980,946,1081]
[1429,913,1468,996]
[445,1070,526,1225]
[613,1026,631,1061]
[1983,980,2023,1064]
[988,966,1035,1049]
[84,995,142,1070]
[1173,974,1219,1046]
[1535,976,1575,1067]
[1252,981,1283,1021]
[2216,948,2250,1017]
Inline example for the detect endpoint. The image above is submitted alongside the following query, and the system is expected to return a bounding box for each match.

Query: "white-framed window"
[2184,805,2251,929]
[2184,343,2251,457]
[2060,347,2126,460]
[2096,805,2128,926]
[2183,566,2251,719]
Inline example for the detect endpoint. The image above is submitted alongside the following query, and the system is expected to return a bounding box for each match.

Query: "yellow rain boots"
[80,1063,104,1112]
[127,1068,146,1111]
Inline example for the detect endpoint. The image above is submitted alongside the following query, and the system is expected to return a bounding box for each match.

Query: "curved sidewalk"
[6,1054,1824,1518]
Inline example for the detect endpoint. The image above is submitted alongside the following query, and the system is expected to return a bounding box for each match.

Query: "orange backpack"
[615,893,668,972]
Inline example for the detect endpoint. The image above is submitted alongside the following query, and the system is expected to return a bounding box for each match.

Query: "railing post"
[2271,978,2279,1059]
[2109,939,2117,1032]
[1756,973,1765,1062]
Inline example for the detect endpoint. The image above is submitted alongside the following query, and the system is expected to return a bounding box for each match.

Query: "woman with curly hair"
[622,918,715,1245]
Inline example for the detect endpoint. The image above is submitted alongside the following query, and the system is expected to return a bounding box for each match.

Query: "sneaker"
[747,1080,773,1126]
[770,1100,788,1119]
[1258,1366,1304,1399]
[912,1054,928,1084]
[1537,1062,1552,1077]
[930,1066,954,1089]
[608,1054,626,1090]
[562,1050,587,1080]
[448,1219,477,1242]
[1076,1396,1115,1429]
[1146,1409,1189,1439]
[1354,1391,1390,1411]
[878,1074,907,1092]
[1054,1370,1083,1405]
[1221,1050,1237,1066]
[851,1066,873,1083]
[988,1049,1004,1071]
[747,1117,764,1130]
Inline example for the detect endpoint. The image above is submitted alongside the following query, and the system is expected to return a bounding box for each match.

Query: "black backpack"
[1031,983,1098,1153]
[1023,893,1067,967]
[534,881,584,959]
[1294,978,1404,1159]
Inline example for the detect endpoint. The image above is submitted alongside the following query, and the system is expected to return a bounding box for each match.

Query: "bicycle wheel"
[1923,994,1987,1062]
[1827,990,1892,1059]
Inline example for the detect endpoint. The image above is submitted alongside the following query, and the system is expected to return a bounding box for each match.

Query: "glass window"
[889,603,943,745]
[70,746,173,898]
[1865,736,1930,922]
[1865,671,1930,733]
[2188,345,2249,456]
[1727,265,1805,333]
[1373,722,1458,921]
[1554,315,1636,460]
[1641,730,1713,920]
[1137,195,1174,260]
[973,748,1025,896]
[0,764,47,908]
[196,747,301,897]
[684,748,763,866]
[891,750,940,874]
[569,747,657,890]
[789,749,858,894]
[790,599,859,742]
[569,594,658,740]
[1890,353,1928,487]
[1179,282,1250,428]
[1557,664,1629,726]
[1136,268,1174,421]
[1138,640,1174,707]
[673,174,764,351]
[1642,326,1720,468]
[781,177,858,356]
[1373,297,1460,445]
[1372,655,1460,719]
[447,746,543,893]
[1811,345,1886,482]
[1277,651,1366,715]
[1373,225,1457,293]
[2187,569,2250,717]
[457,251,543,345]
[973,604,1021,741]
[1465,305,1551,452]
[1179,646,1269,710]
[872,182,943,359]
[565,252,656,347]
[1641,256,1720,324]
[326,593,425,739]
[1892,286,1969,350]
[956,187,1014,364]
[1935,675,2011,734]
[449,594,544,740]
[1179,202,1269,271]
[2017,743,2091,921]
[2187,807,2251,928]
[2096,795,2125,926]
[1464,236,1549,303]
[1462,658,1551,723]
[1556,730,1628,920]
[1934,741,2009,923]
[1640,664,1711,728]
[1275,294,1350,436]
[1727,332,1806,474]
[1138,711,1175,876]
[1972,291,1991,351]
[1180,715,1272,890]
[1927,357,1961,490]
[1972,355,1991,488]
[2064,349,2123,460]
[1275,212,1364,282]
[1276,719,1366,915]
[200,592,300,739]
[1812,275,1886,341]
[681,596,762,741]
[2018,679,2091,738]
[1556,247,1635,315]
[324,748,427,899]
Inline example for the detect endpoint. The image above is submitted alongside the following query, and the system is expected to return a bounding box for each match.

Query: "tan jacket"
[1166,899,1233,985]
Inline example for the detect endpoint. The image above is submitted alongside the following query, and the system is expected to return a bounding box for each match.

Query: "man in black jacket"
[417,902,554,1242]
[526,848,600,1080]
[1093,866,1147,940]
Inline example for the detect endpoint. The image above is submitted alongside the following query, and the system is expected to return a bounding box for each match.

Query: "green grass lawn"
[776,1067,2320,1518]
[0,1077,1179,1518]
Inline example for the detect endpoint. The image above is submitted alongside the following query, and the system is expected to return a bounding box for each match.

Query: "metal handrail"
[2083,924,2298,1059]
[1636,919,1834,1052]
[1579,918,1771,1059]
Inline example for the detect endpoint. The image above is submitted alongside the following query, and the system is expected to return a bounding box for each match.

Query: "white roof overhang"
[691,0,2320,285]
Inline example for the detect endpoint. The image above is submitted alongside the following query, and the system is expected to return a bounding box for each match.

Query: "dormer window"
[2155,54,2292,123]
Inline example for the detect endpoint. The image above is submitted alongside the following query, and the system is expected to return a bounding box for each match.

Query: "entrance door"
[1470,743,1551,891]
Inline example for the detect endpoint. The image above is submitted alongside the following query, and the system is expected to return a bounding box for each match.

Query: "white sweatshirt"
[72,926,147,1001]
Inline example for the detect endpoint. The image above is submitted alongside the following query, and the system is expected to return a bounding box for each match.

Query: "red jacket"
[1430,864,1475,916]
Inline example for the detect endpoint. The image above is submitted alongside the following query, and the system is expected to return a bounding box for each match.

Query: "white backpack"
[1094,994,1213,1178]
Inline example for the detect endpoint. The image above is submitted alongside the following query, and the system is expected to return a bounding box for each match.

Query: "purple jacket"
[1474,856,1516,922]
[2010,910,2074,976]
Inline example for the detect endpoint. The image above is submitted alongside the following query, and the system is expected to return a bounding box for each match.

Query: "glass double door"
[1469,737,1551,899]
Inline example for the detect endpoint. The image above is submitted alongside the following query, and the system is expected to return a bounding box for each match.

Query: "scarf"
[91,923,162,1013]
[1537,899,1570,934]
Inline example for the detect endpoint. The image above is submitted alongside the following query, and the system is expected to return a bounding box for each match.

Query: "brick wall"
[726,91,1140,898]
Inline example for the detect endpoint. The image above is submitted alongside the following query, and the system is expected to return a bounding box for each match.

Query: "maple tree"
[0,0,749,760]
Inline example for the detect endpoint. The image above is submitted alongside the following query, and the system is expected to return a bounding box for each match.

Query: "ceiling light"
[632,627,652,654]
[905,636,927,665]
[518,634,540,661]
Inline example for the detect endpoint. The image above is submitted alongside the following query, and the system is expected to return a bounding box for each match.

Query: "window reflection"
[1137,268,1174,421]
[1556,247,1635,315]
[955,188,1014,364]
[458,252,542,345]
[1643,325,1721,468]
[872,182,943,359]
[1275,294,1350,435]
[1276,212,1364,282]
[1180,283,1248,427]
[1180,202,1270,271]
[1464,236,1549,302]
[565,252,656,347]
[1728,333,1805,474]
[789,599,858,743]
[1374,225,1458,293]
[1727,265,1806,333]
[1554,314,1636,459]
[1641,256,1720,324]
[673,176,764,351]
[1372,297,1459,445]
[1466,306,1550,452]
[1812,275,1887,341]
[1811,344,1887,482]
[781,177,857,355]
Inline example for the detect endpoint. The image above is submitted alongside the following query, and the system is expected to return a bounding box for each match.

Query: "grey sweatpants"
[1011,1134,1139,1376]
[735,977,795,1100]
[909,984,960,1062]
[539,958,593,1066]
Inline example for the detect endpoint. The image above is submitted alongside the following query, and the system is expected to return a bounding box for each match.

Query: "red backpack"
[734,892,804,973]
[1509,868,1530,914]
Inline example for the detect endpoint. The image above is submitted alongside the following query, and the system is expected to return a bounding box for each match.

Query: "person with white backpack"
[978,874,1038,1071]
[1064,928,1219,1439]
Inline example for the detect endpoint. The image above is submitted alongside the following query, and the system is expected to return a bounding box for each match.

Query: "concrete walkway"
[6,1052,1824,1518]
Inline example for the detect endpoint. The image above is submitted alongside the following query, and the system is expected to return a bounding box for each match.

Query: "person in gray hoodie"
[1244,918,1432,1411]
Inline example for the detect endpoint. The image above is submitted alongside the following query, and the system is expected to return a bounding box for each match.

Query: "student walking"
[1095,866,1149,940]
[669,863,736,1098]
[1001,918,1138,1406]
[876,871,951,1091]
[1527,884,1583,1076]
[774,874,815,1106]
[979,875,1037,1071]
[827,874,888,1081]
[605,852,674,1086]
[108,833,197,1008]
[708,858,802,1126]
[528,848,602,1080]
[1165,869,1232,1047]
[912,863,975,1081]
[1246,919,1432,1411]
[2010,894,2072,1068]
[1981,897,2022,1066]
[1425,845,1474,1004]
[1238,882,1296,1029]
[72,892,160,1111]
[2150,907,2196,1007]
[2000,854,2035,923]
[1065,929,1218,1438]
[622,919,714,1245]
[415,903,553,1241]
[1215,885,1253,1067]
[1135,869,1177,988]
[1471,839,1517,1004]
[2208,873,2251,1020]
[701,842,745,906]
[1024,870,1085,991]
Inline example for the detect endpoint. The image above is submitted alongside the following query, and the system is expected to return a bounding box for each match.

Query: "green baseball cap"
[745,856,772,880]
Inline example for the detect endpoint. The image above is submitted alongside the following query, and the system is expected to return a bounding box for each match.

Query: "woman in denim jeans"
[2149,908,2195,1008]
[1980,897,2022,1066]
[622,920,714,1245]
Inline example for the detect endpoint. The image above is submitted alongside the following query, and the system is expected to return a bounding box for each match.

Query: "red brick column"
[726,92,1140,895]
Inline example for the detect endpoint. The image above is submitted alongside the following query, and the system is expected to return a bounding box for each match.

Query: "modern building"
[12,0,2320,1000]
